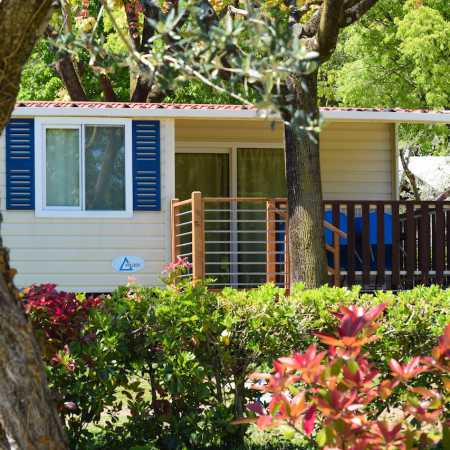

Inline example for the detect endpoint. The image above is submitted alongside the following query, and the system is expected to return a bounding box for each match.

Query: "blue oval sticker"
[112,256,145,273]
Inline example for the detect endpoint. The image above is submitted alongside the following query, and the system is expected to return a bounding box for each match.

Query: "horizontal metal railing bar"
[177,253,193,258]
[205,251,285,255]
[205,208,287,212]
[204,219,286,224]
[176,210,193,217]
[177,221,193,227]
[206,261,271,266]
[176,242,193,248]
[205,240,285,244]
[206,272,287,276]
[204,209,286,214]
[177,231,193,237]
[205,230,274,234]
[204,196,288,203]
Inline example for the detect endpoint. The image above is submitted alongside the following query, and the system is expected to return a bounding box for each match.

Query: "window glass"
[46,128,80,207]
[85,125,125,211]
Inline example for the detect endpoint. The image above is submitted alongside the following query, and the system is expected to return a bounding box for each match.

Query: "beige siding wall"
[176,119,395,200]
[1,116,394,292]
[176,119,284,144]
[321,122,394,200]
[0,120,175,292]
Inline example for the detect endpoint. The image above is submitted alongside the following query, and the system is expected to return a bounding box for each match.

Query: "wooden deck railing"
[171,193,450,290]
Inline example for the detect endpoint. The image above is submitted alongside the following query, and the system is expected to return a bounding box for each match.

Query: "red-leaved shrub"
[21,284,102,360]
[239,304,449,449]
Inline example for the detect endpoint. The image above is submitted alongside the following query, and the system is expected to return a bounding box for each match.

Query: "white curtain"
[46,128,80,207]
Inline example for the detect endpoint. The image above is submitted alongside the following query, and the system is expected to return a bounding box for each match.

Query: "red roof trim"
[15,101,449,114]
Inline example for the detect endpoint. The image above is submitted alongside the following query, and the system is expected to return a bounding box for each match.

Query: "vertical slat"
[333,230,341,287]
[376,203,385,286]
[435,203,444,285]
[191,191,205,282]
[446,209,450,272]
[266,200,276,283]
[419,203,430,284]
[391,203,400,289]
[332,202,340,231]
[406,203,415,288]
[332,202,340,287]
[170,198,180,262]
[347,203,355,286]
[362,203,371,288]
[431,210,436,272]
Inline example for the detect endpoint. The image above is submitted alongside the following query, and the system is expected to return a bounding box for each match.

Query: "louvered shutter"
[132,120,161,211]
[6,118,35,210]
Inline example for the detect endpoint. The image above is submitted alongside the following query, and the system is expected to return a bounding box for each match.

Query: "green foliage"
[321,0,450,155]
[245,303,449,448]
[18,40,64,101]
[23,282,449,449]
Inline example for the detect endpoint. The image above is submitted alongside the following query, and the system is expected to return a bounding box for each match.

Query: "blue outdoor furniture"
[354,212,393,270]
[276,211,394,272]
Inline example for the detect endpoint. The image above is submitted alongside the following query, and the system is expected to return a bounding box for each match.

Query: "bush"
[241,304,449,449]
[21,280,449,450]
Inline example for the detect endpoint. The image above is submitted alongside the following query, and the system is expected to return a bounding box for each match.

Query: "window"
[36,118,132,217]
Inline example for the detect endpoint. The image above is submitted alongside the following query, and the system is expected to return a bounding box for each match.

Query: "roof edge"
[11,102,450,124]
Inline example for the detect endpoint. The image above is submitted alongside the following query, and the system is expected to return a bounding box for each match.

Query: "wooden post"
[191,191,205,282]
[266,200,276,283]
[170,198,179,262]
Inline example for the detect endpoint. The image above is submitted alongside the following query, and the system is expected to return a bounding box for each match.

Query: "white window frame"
[35,117,133,218]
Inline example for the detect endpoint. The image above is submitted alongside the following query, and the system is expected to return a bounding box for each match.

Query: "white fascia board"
[11,106,450,124]
[11,106,262,119]
[321,110,450,124]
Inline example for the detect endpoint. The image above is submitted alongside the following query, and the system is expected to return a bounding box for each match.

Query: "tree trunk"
[283,71,328,287]
[0,257,68,450]
[131,75,152,102]
[0,1,69,448]
[55,54,88,101]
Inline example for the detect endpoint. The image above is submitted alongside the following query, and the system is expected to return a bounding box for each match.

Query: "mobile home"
[2,102,449,291]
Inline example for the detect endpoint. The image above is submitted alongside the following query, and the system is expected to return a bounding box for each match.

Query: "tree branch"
[400,145,421,201]
[55,54,88,101]
[299,8,322,38]
[317,0,345,61]
[99,73,118,101]
[341,0,379,27]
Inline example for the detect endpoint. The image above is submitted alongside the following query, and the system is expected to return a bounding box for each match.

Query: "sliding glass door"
[176,151,231,286]
[175,147,285,287]
[236,148,286,286]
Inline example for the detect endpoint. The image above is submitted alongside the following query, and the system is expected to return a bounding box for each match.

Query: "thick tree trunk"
[0,256,68,450]
[283,71,328,287]
[0,1,69,448]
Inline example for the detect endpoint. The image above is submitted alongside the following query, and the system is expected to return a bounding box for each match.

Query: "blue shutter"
[6,118,35,210]
[132,120,161,211]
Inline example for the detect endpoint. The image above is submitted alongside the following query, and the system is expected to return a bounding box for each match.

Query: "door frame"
[176,142,284,287]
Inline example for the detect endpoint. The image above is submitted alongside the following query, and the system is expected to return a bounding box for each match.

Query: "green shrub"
[23,281,449,450]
